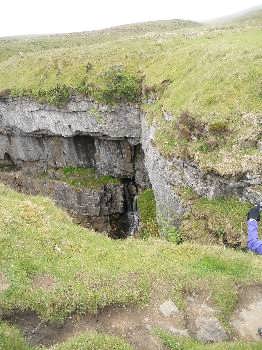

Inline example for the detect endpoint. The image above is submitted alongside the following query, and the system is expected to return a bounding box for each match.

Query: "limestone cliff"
[0,95,261,244]
[0,96,149,236]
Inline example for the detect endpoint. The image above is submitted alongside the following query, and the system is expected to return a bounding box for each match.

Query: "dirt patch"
[231,285,262,341]
[32,274,56,291]
[3,311,98,347]
[5,295,189,350]
[0,272,10,292]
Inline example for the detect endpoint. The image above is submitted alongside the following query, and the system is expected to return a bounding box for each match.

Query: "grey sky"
[1,0,262,37]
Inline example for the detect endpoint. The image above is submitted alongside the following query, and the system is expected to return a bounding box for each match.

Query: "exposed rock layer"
[0,96,261,238]
[141,118,262,229]
[0,96,151,235]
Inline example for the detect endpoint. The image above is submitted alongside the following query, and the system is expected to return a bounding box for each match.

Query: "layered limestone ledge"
[0,95,141,139]
[0,96,150,184]
[0,96,149,235]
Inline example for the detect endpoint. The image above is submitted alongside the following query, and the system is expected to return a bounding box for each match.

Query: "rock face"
[231,286,262,341]
[0,96,150,235]
[0,95,261,239]
[0,95,141,139]
[0,96,145,179]
[186,296,228,343]
[141,117,262,230]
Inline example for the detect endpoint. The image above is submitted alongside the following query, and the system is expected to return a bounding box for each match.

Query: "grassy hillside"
[0,183,261,323]
[0,185,262,348]
[0,11,261,176]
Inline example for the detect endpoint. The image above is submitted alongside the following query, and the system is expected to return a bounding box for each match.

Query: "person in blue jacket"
[247,205,262,255]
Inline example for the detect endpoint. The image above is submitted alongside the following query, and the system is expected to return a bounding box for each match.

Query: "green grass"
[0,322,33,350]
[51,332,133,350]
[0,12,261,174]
[137,189,159,238]
[43,167,120,189]
[0,184,262,325]
[157,331,262,350]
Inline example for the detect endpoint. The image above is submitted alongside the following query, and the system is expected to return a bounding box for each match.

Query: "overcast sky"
[1,0,261,37]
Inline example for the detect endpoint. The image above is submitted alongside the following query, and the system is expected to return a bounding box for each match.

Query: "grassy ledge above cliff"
[0,10,261,176]
[176,187,252,248]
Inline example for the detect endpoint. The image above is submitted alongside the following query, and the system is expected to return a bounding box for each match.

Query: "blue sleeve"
[247,220,262,255]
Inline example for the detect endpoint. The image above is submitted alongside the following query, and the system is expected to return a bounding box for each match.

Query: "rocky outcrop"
[0,95,261,240]
[0,96,147,180]
[0,95,141,139]
[141,117,262,230]
[0,96,150,235]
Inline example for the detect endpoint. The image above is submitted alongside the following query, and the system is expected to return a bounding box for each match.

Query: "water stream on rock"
[110,180,140,238]
[128,195,140,236]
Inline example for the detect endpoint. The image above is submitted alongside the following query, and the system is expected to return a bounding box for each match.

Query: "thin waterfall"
[128,195,140,236]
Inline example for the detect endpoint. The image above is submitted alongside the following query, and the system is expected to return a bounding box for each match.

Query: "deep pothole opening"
[0,134,151,239]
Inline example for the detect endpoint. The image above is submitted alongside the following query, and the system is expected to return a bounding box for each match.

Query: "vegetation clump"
[177,187,252,247]
[97,66,142,104]
[51,332,133,350]
[0,322,133,350]
[35,84,71,107]
[137,189,159,238]
[0,323,33,350]
[78,66,142,104]
[176,111,206,142]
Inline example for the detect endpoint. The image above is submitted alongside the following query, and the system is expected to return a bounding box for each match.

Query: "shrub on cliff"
[35,84,71,107]
[78,66,142,104]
